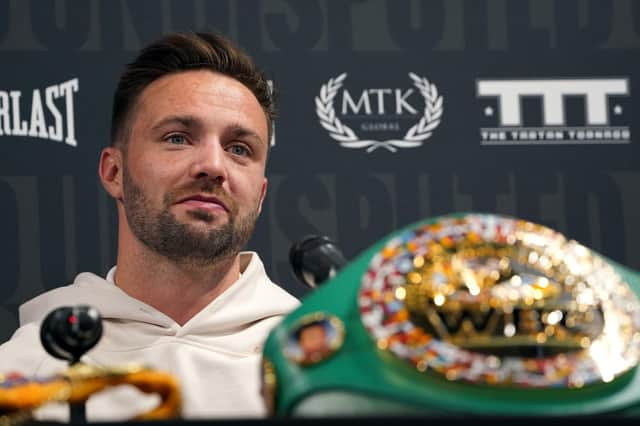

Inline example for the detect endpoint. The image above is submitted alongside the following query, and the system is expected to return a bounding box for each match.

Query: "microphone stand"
[70,401,86,424]
[69,358,86,424]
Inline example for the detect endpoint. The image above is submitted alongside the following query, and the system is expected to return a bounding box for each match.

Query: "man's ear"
[99,147,124,201]
[257,177,268,214]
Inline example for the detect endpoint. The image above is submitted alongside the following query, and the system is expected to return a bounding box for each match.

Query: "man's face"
[119,70,268,265]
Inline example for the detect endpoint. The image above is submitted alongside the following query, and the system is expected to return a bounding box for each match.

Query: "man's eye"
[227,144,249,156]
[167,134,187,145]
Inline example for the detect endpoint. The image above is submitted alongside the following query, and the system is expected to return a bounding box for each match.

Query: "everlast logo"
[476,78,630,145]
[315,73,443,153]
[0,78,79,147]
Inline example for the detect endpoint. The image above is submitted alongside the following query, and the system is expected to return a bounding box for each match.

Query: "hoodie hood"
[20,252,299,340]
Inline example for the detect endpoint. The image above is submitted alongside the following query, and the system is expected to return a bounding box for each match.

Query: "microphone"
[40,305,103,365]
[289,235,347,289]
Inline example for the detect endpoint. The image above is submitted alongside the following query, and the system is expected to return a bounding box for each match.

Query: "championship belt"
[0,363,181,424]
[262,213,640,416]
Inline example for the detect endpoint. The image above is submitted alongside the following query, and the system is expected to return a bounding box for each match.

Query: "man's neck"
[113,243,242,326]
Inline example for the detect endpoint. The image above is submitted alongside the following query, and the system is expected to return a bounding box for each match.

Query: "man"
[0,32,299,420]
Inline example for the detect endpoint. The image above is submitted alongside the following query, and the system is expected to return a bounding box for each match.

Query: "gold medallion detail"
[283,313,345,366]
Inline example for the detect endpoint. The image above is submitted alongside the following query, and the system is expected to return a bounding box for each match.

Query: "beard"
[122,166,259,267]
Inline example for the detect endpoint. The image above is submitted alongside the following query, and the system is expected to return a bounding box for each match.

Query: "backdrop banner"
[0,0,639,343]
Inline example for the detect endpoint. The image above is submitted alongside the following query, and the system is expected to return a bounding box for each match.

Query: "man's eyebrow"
[228,125,264,145]
[150,115,200,131]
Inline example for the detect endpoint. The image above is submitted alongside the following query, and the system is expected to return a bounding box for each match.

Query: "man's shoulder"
[0,322,64,376]
[19,271,110,325]
[262,278,299,305]
[241,252,300,311]
[0,271,115,375]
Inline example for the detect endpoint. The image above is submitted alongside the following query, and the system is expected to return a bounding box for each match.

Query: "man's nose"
[189,141,228,182]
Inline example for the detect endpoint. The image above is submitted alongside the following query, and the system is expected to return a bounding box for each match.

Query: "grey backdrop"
[1,0,639,343]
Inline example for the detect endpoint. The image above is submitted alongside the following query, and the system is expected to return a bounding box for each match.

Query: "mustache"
[164,181,237,214]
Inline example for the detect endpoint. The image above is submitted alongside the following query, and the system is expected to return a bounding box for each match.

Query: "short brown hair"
[111,32,276,147]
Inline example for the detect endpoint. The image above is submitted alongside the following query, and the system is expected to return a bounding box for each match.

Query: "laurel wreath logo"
[315,73,443,153]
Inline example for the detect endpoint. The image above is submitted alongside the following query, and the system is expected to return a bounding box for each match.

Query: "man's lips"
[175,195,229,212]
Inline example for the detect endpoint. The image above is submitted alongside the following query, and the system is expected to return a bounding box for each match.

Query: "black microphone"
[40,305,103,365]
[289,235,347,288]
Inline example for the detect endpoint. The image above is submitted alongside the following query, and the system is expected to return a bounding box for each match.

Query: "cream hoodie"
[0,252,299,421]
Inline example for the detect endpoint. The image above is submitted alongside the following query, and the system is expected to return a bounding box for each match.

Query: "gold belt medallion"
[358,214,640,387]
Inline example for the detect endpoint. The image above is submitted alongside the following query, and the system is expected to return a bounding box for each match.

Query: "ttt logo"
[476,78,630,145]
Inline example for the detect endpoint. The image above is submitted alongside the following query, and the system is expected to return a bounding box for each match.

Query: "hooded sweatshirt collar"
[19,252,297,336]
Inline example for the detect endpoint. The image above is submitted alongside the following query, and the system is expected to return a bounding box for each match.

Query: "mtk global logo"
[315,73,443,153]
[476,78,630,145]
[0,78,79,147]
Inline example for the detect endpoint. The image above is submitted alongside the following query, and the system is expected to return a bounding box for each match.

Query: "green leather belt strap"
[262,213,640,417]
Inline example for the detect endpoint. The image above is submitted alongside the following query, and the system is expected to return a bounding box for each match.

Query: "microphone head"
[289,235,347,289]
[40,305,103,364]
